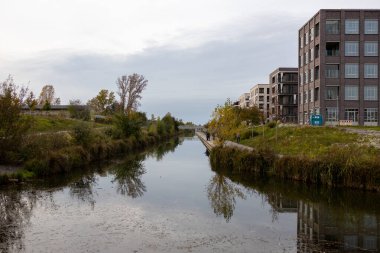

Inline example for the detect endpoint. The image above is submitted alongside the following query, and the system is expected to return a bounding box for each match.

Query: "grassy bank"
[0,112,183,185]
[210,144,380,191]
[239,125,371,158]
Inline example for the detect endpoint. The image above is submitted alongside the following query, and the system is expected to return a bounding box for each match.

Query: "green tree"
[113,111,147,138]
[0,76,32,163]
[87,89,116,115]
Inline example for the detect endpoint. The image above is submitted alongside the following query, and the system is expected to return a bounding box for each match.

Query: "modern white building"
[249,84,271,119]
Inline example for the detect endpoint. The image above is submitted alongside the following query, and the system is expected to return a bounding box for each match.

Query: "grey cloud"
[1,15,302,124]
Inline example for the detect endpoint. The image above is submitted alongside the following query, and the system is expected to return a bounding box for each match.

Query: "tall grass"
[210,144,380,191]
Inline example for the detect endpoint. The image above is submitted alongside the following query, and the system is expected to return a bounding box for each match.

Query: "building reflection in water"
[297,200,379,253]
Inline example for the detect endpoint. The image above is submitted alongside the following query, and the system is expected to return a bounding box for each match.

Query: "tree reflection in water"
[69,175,97,209]
[0,190,41,252]
[111,157,146,198]
[207,173,246,222]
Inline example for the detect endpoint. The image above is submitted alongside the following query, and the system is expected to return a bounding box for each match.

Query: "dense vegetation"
[0,75,184,185]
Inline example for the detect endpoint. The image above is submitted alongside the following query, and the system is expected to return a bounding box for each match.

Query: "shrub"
[72,123,93,147]
[267,121,277,129]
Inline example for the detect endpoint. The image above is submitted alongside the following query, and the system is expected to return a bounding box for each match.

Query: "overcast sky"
[1,0,380,123]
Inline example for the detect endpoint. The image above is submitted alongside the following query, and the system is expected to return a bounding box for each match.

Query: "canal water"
[1,136,380,252]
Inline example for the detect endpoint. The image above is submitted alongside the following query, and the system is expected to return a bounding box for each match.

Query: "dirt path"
[343,128,380,149]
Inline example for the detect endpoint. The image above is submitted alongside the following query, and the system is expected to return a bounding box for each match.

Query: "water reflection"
[0,189,53,253]
[111,157,146,198]
[69,175,97,209]
[207,174,246,222]
[210,162,380,252]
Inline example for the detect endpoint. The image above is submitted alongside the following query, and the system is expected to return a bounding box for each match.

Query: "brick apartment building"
[299,9,380,126]
[269,67,298,123]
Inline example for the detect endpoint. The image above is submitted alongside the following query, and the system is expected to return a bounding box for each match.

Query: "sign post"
[310,114,323,126]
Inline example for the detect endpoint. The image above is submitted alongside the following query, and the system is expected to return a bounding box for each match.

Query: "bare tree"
[116,73,148,114]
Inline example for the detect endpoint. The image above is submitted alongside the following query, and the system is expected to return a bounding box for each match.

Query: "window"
[363,235,377,250]
[259,96,264,101]
[326,107,338,121]
[259,88,264,93]
[305,70,308,84]
[310,69,314,82]
[364,42,378,56]
[304,91,308,103]
[300,36,303,49]
[315,23,320,37]
[364,64,378,78]
[300,73,303,85]
[326,42,339,56]
[345,109,359,122]
[365,19,378,34]
[364,108,378,122]
[345,19,359,34]
[300,55,303,67]
[310,48,314,61]
[344,235,358,250]
[345,41,359,56]
[259,104,264,109]
[326,64,339,78]
[315,44,320,58]
[310,28,314,41]
[364,86,378,100]
[326,86,339,100]
[345,85,359,100]
[300,92,303,104]
[305,51,309,63]
[267,88,270,94]
[305,32,309,45]
[345,64,359,78]
[326,20,340,34]
[315,87,319,101]
[310,89,314,102]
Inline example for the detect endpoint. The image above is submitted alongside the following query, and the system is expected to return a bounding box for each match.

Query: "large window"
[326,64,339,78]
[345,19,359,34]
[365,19,378,34]
[326,107,338,121]
[344,63,359,78]
[300,73,303,85]
[345,64,359,78]
[364,108,378,123]
[364,42,378,56]
[310,48,314,61]
[364,64,378,78]
[326,86,339,100]
[326,20,340,34]
[364,86,378,100]
[345,41,359,56]
[305,32,309,45]
[345,109,359,122]
[345,85,359,100]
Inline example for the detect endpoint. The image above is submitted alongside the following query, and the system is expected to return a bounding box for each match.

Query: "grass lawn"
[240,125,362,158]
[27,115,107,133]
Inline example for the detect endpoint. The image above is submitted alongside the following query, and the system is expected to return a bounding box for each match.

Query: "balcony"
[326,42,339,57]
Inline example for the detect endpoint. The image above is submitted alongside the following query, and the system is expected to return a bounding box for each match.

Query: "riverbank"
[203,125,380,191]
[0,113,185,185]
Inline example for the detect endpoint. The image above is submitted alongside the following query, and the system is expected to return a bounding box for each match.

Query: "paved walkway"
[196,132,255,152]
[343,128,380,149]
